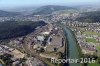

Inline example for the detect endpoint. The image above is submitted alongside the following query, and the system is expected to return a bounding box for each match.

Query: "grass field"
[83,31,100,36]
[82,31,100,66]
[88,59,100,66]
[85,38,97,43]
[96,46,100,52]
[88,63,100,66]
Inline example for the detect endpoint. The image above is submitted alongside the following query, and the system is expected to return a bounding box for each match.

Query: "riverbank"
[0,59,4,66]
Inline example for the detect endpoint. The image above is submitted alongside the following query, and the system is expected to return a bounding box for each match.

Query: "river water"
[64,27,80,66]
[0,64,2,66]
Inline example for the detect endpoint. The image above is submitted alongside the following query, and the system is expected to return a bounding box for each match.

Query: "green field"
[88,63,100,66]
[85,38,97,43]
[96,46,100,51]
[83,31,100,36]
[88,59,100,66]
[83,31,100,43]
[82,31,100,66]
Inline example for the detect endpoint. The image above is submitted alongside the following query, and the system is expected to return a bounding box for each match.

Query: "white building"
[37,36,45,41]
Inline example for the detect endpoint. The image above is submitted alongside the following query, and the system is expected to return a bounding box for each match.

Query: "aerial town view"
[0,0,100,66]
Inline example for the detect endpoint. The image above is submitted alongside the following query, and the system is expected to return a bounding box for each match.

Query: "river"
[63,26,80,66]
[0,64,2,66]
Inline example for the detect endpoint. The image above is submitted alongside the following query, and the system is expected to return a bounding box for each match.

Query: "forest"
[0,21,46,40]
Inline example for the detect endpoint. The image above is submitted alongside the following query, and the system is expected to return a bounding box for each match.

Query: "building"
[37,36,45,42]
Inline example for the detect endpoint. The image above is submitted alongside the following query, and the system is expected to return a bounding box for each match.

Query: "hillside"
[33,5,73,15]
[0,21,46,40]
[76,11,100,22]
[0,10,20,17]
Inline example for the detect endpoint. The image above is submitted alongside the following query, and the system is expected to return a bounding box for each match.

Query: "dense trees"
[76,11,100,22]
[0,53,13,66]
[0,21,46,40]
